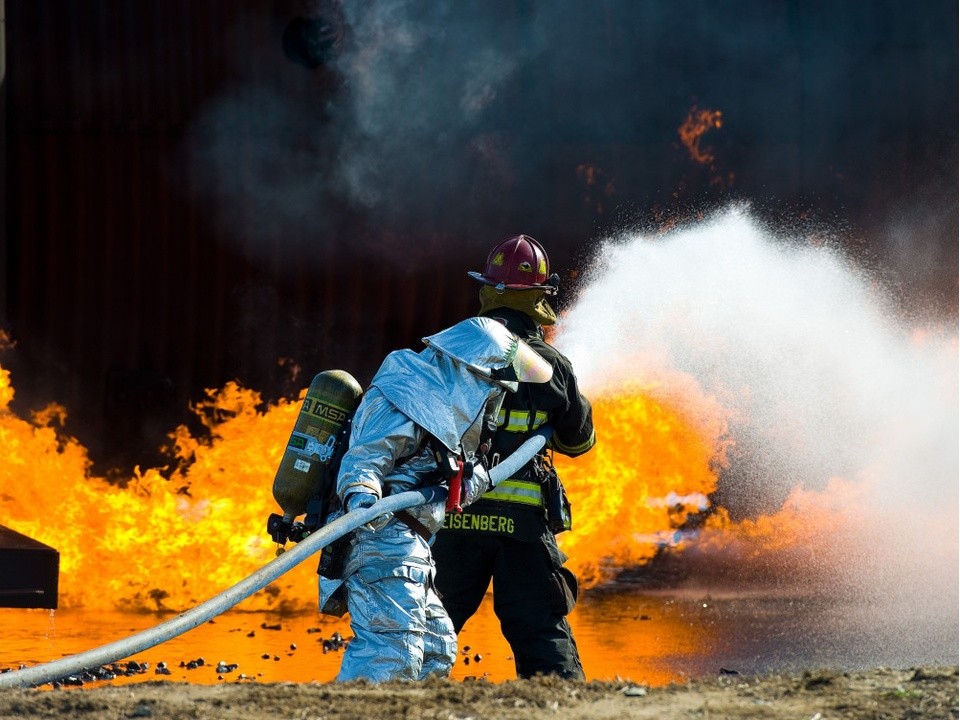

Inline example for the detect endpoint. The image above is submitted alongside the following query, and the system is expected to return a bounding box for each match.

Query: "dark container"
[0,526,59,609]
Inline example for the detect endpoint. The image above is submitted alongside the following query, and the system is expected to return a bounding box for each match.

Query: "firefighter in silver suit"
[319,316,553,682]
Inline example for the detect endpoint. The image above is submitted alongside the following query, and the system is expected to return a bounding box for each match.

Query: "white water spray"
[555,206,958,661]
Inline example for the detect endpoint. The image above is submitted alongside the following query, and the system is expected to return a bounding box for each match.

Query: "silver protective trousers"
[336,519,456,682]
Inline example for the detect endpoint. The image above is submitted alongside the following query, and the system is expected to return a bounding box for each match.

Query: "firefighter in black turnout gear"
[432,235,596,680]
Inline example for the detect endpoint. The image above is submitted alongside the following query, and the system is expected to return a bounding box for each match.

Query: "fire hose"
[0,428,550,689]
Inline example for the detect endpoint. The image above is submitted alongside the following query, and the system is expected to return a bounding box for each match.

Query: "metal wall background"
[4,1,489,470]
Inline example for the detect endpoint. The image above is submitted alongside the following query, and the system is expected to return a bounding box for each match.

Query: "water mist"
[555,206,958,667]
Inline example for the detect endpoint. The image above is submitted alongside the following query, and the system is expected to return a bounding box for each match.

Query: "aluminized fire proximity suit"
[318,316,552,682]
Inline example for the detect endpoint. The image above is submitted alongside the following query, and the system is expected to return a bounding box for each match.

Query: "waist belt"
[481,479,543,507]
[394,510,433,542]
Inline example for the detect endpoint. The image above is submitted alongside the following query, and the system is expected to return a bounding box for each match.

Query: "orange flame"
[678,105,723,165]
[696,478,870,585]
[0,368,316,612]
[7,352,942,614]
[555,376,732,587]
[0,356,740,611]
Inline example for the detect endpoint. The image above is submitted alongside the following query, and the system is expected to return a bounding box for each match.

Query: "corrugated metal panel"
[3,0,476,469]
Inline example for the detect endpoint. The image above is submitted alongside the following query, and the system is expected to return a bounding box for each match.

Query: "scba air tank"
[272,369,363,523]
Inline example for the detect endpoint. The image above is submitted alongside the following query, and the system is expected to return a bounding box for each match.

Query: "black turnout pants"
[432,528,585,680]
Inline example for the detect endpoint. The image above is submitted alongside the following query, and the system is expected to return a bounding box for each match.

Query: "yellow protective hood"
[478,285,558,327]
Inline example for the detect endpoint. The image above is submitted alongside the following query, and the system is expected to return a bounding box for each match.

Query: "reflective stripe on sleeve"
[551,429,596,455]
[496,409,549,433]
[482,479,543,506]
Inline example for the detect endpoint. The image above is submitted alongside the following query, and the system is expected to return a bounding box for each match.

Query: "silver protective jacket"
[323,319,525,682]
[337,345,504,501]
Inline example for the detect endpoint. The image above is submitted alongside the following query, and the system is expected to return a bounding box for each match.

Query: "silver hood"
[371,347,499,453]
[372,316,549,453]
[422,316,553,391]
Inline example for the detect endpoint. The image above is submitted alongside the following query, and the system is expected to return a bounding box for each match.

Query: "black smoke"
[185,0,956,304]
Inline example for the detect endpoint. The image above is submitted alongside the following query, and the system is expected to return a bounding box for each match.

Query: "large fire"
[2,297,953,618]
[0,350,744,612]
[555,377,733,587]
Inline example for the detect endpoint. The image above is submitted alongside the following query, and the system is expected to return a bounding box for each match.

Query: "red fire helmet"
[468,234,556,293]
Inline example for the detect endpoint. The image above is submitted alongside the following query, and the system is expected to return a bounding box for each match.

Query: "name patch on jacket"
[443,511,515,535]
[439,500,546,541]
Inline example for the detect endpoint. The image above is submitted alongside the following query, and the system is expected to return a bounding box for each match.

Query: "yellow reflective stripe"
[551,429,596,455]
[482,479,543,506]
[499,410,549,433]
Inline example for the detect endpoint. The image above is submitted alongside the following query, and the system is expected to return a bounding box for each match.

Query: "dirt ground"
[0,665,955,720]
